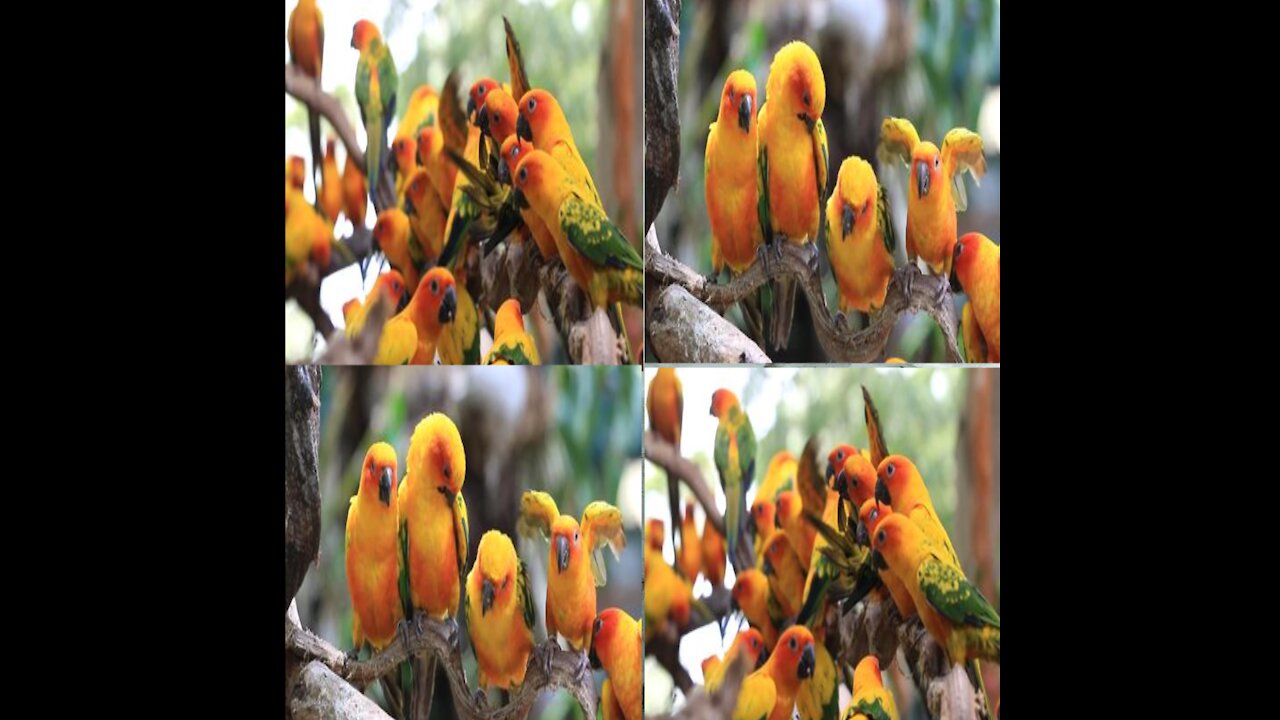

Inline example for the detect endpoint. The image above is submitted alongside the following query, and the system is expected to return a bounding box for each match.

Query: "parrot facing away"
[288,0,324,189]
[320,137,344,223]
[701,520,727,588]
[589,608,642,720]
[678,501,702,582]
[731,568,783,650]
[373,208,422,293]
[760,532,805,619]
[352,19,398,208]
[711,388,756,569]
[950,232,1000,362]
[845,655,899,720]
[464,529,536,690]
[643,545,694,642]
[757,450,797,507]
[484,298,540,365]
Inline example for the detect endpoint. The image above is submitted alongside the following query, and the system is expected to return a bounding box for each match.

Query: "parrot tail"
[309,109,323,192]
[770,277,797,351]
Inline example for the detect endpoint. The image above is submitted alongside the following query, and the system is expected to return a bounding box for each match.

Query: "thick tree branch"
[286,607,598,720]
[644,230,963,362]
[291,660,393,720]
[644,0,681,231]
[285,366,322,613]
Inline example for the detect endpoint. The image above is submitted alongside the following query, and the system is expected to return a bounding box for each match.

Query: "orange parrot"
[484,298,540,365]
[590,608,642,720]
[518,491,625,651]
[732,625,817,720]
[825,155,896,325]
[703,629,770,692]
[750,498,777,561]
[464,530,536,690]
[601,679,623,720]
[372,208,422,294]
[285,198,333,288]
[516,88,603,210]
[418,126,456,212]
[287,0,324,189]
[384,267,458,364]
[403,168,448,263]
[855,499,915,618]
[343,270,406,334]
[701,521,727,587]
[498,136,558,259]
[760,532,805,619]
[950,232,1000,362]
[731,568,782,649]
[342,152,368,228]
[320,137,344,223]
[647,367,683,550]
[847,655,899,720]
[286,155,307,192]
[757,450,798,507]
[873,455,960,570]
[645,518,665,553]
[678,502,702,582]
[707,69,763,276]
[775,490,815,573]
[392,135,418,202]
[345,442,403,651]
[643,545,693,642]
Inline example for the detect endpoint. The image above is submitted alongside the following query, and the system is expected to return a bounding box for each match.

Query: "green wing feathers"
[453,492,470,579]
[559,195,642,271]
[518,557,537,636]
[919,558,1000,630]
[877,184,896,255]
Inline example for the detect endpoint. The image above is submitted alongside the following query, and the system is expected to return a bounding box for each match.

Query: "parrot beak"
[834,469,848,498]
[796,112,816,131]
[755,647,769,669]
[555,534,570,573]
[478,107,490,135]
[379,467,393,506]
[517,113,533,142]
[481,577,495,615]
[466,96,476,118]
[874,476,891,506]
[498,157,512,185]
[797,644,816,679]
[915,161,930,199]
[738,94,752,132]
[871,548,888,571]
[773,512,783,530]
[855,521,870,547]
[589,641,602,670]
[825,461,835,485]
[513,188,529,209]
[842,204,855,237]
[439,286,457,324]
[950,243,964,293]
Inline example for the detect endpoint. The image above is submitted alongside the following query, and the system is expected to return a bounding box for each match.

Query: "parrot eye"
[518,166,528,183]
[886,463,895,477]
[479,86,486,96]
[527,98,537,112]
[512,147,521,159]
[836,451,844,461]
[934,155,941,169]
[430,279,439,294]
[870,508,879,521]
[788,636,797,651]
[594,617,603,634]
[574,530,580,543]
[802,91,811,107]
[877,529,886,545]
[443,465,452,480]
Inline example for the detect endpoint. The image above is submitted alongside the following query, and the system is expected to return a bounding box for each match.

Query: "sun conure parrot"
[285,197,332,287]
[731,568,783,650]
[417,126,456,213]
[795,640,839,720]
[464,529,536,690]
[775,491,815,574]
[373,208,421,293]
[855,499,915,617]
[874,455,960,571]
[871,514,999,665]
[877,118,986,298]
[750,498,777,562]
[835,452,879,530]
[288,0,324,189]
[701,520,727,587]
[398,84,439,146]
[760,532,805,619]
[436,73,496,278]
[517,491,625,651]
[319,137,344,223]
[711,388,756,569]
[516,88,603,211]
[794,481,842,629]
[497,136,558,259]
[643,545,693,643]
[342,271,413,364]
[825,443,861,531]
[352,19,398,209]
[732,625,817,720]
[484,298,540,365]
[403,168,447,263]
[950,232,999,362]
[825,155,896,326]
[511,149,643,310]
[287,155,307,192]
[645,518,665,553]
[343,152,368,228]
[646,368,683,551]
[436,283,480,364]
[383,267,458,364]
[703,629,770,693]
[757,450,797,507]
[757,40,828,351]
[600,679,623,720]
[678,502,702,582]
[845,655,899,720]
[590,608,642,720]
[392,135,418,204]
[399,411,469,719]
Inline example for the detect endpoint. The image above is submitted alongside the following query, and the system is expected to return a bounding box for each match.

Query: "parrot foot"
[704,271,719,287]
[541,642,555,677]
[834,312,849,333]
[345,646,361,664]
[807,242,820,273]
[902,264,916,301]
[472,690,488,708]
[576,650,591,678]
[444,617,462,652]
[933,274,949,306]
[756,243,772,275]
[772,236,786,261]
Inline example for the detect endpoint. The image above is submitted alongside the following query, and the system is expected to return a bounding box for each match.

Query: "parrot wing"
[755,102,773,242]
[439,71,468,154]
[813,118,830,243]
[861,386,889,469]
[942,128,986,213]
[517,555,538,638]
[503,17,531,113]
[582,501,626,586]
[516,490,560,543]
[877,183,897,255]
[559,194,643,271]
[919,555,1001,629]
[877,117,920,168]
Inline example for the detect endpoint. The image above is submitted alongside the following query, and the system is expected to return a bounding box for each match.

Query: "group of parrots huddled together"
[704,41,1000,362]
[645,369,1001,719]
[343,411,641,719]
[286,0,642,365]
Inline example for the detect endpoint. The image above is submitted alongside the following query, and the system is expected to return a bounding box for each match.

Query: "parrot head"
[372,209,407,253]
[360,442,398,507]
[838,453,879,508]
[516,88,562,144]
[416,127,442,165]
[467,78,501,120]
[393,136,418,175]
[769,41,826,131]
[774,491,800,531]
[493,298,525,340]
[910,141,943,201]
[325,138,337,161]
[709,388,741,419]
[350,20,383,51]
[874,454,919,508]
[404,169,433,218]
[287,155,307,190]
[550,515,581,574]
[761,533,792,577]
[853,655,883,691]
[589,607,632,669]
[856,498,890,547]
[413,267,458,328]
[645,518,665,552]
[512,149,562,212]
[482,88,519,144]
[683,501,697,525]
[409,412,466,504]
[498,135,529,185]
[731,569,766,612]
[474,530,517,616]
[870,513,920,573]
[950,232,994,293]
[719,69,758,134]
[826,444,857,486]
[374,270,408,308]
[751,499,775,536]
[776,625,817,680]
[835,157,877,238]
[736,629,770,670]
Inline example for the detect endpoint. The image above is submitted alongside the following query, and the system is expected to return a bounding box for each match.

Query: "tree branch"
[285,366,322,613]
[286,607,598,720]
[644,229,963,362]
[644,0,682,232]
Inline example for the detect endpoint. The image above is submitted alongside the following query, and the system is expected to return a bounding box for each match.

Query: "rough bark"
[285,365,322,613]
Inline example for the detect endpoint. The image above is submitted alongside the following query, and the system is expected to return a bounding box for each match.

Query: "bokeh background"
[298,366,644,718]
[285,0,643,362]
[643,366,1000,716]
[650,0,1000,361]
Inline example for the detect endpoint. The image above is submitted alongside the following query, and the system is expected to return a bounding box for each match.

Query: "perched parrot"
[711,388,756,568]
[750,498,777,562]
[950,232,1000,362]
[874,455,960,570]
[825,443,859,530]
[286,155,307,192]
[385,267,458,364]
[346,442,404,652]
[732,625,817,720]
[795,641,839,720]
[757,450,797,506]
[647,367,684,551]
[643,545,694,642]
[481,86,520,150]
[372,208,421,293]
[403,168,448,263]
[590,608,642,720]
[352,20,398,208]
[731,568,783,649]
[392,135,419,203]
[511,149,643,309]
[855,499,915,618]
[343,152,368,228]
[399,412,469,718]
[398,85,440,145]
[645,518,665,553]
[319,137,344,223]
[845,655,899,720]
[757,40,828,351]
[760,532,805,619]
[436,284,480,365]
[418,126,456,213]
[436,74,497,278]
[288,0,324,189]
[775,491,815,573]
[701,521,727,588]
[285,199,333,287]
[517,491,625,651]
[877,118,985,294]
[871,514,1000,665]
[825,156,896,324]
[343,271,411,364]
[806,497,879,621]
[516,88,603,211]
[703,629,770,693]
[465,530,536,690]
[484,298,540,365]
[498,136,558,260]
[601,679,623,720]
[794,484,842,629]
[835,453,880,524]
[678,502,702,582]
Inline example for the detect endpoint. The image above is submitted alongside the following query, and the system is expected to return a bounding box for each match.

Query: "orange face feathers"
[720,70,758,133]
[769,41,826,121]
[351,20,381,51]
[709,388,740,418]
[838,453,879,508]
[360,441,398,507]
[411,267,459,327]
[408,411,466,495]
[467,78,501,120]
[481,88,519,144]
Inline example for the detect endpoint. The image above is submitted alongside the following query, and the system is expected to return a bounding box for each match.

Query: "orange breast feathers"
[401,412,467,618]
